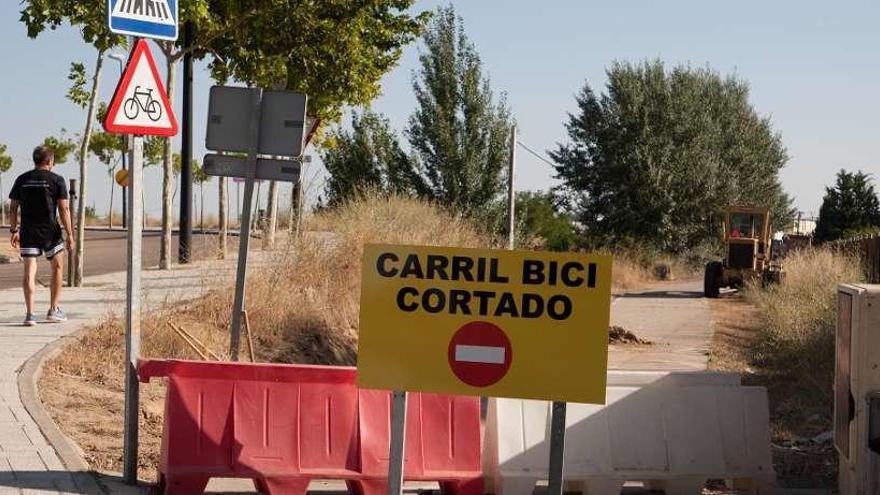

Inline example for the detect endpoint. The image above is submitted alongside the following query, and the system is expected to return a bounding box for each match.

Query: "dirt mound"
[608,325,651,345]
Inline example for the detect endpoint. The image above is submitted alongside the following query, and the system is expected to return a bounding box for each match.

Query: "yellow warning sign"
[357,244,613,404]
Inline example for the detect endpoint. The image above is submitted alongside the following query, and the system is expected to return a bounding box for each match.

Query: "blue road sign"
[107,0,178,41]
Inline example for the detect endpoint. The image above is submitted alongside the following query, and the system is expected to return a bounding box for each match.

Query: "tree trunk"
[218,177,227,259]
[74,50,105,287]
[264,181,279,249]
[159,58,177,269]
[200,183,204,231]
[108,167,115,229]
[289,179,302,241]
[1,176,5,226]
[252,182,262,232]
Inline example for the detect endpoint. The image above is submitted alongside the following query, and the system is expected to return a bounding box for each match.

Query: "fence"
[828,235,880,283]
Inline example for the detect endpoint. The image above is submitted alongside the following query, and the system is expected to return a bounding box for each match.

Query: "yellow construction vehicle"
[704,205,782,297]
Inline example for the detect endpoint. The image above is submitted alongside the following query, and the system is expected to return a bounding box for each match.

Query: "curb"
[17,326,109,494]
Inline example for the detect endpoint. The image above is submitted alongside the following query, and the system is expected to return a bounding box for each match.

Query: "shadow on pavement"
[619,289,703,299]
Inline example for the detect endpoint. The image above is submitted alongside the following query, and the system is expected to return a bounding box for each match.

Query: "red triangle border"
[103,39,179,137]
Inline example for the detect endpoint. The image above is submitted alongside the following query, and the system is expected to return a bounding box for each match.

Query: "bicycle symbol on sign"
[123,86,163,122]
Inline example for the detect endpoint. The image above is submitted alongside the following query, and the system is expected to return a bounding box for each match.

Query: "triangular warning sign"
[104,39,178,136]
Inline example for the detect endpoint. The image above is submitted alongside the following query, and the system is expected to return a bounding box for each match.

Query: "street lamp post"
[107,52,128,229]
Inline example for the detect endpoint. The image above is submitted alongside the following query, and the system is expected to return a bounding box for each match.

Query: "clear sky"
[1,1,878,220]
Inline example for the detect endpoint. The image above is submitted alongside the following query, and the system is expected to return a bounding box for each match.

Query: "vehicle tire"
[704,261,722,298]
[146,100,163,122]
[123,98,139,119]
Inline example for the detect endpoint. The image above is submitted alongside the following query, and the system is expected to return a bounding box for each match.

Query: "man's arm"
[9,200,19,248]
[58,198,74,251]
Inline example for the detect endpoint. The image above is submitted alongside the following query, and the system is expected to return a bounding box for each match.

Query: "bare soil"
[707,291,837,488]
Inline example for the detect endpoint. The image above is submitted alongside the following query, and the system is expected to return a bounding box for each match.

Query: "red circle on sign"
[447,321,512,387]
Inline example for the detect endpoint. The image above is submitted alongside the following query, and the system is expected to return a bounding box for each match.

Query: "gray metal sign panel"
[259,90,308,157]
[206,86,260,153]
[203,154,301,183]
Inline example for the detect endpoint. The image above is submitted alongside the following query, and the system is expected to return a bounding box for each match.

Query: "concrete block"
[485,371,776,494]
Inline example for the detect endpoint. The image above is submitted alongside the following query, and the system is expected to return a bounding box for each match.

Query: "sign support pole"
[507,124,516,250]
[66,179,77,286]
[122,134,144,485]
[387,390,408,495]
[178,21,194,263]
[546,400,567,495]
[228,88,262,361]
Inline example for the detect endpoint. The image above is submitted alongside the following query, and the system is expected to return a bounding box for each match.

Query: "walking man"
[8,146,74,326]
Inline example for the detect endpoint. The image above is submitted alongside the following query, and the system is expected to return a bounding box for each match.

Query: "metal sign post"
[546,401,568,495]
[122,134,144,484]
[387,390,408,495]
[507,124,516,250]
[228,88,262,361]
[66,179,77,286]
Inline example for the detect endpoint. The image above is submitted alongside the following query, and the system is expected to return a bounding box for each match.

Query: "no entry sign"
[357,244,613,404]
[448,321,512,387]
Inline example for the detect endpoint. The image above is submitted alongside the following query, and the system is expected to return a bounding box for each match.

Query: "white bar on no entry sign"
[455,345,506,365]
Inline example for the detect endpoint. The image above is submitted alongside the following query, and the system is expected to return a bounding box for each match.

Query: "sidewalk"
[0,253,261,494]
[607,279,713,371]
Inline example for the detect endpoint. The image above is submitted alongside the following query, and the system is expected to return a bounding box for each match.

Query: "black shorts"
[20,224,65,259]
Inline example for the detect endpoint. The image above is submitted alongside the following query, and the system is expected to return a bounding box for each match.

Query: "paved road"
[607,279,713,371]
[0,230,235,290]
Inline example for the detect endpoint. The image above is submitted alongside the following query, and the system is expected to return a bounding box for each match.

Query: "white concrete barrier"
[484,371,775,495]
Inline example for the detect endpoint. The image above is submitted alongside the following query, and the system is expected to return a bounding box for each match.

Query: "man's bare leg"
[50,254,63,310]
[22,257,37,315]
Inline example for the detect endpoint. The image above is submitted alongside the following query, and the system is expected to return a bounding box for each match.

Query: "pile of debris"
[608,325,651,345]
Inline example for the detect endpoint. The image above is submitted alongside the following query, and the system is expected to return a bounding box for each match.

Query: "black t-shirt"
[9,169,68,228]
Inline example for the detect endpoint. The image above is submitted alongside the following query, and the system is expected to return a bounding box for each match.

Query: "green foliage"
[207,0,429,123]
[20,0,125,51]
[0,144,12,174]
[144,137,165,167]
[193,159,209,184]
[322,111,426,206]
[515,191,577,251]
[814,170,880,243]
[406,5,512,215]
[551,60,794,252]
[66,62,90,108]
[42,131,77,165]
[88,131,123,168]
[84,205,98,219]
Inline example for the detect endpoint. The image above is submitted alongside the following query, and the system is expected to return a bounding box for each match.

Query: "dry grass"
[745,248,861,400]
[609,253,653,292]
[709,247,862,487]
[39,193,492,479]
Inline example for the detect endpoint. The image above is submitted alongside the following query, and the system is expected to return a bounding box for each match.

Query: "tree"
[515,191,577,251]
[814,170,880,243]
[0,144,12,225]
[41,131,77,165]
[406,5,512,215]
[89,130,123,228]
[218,176,228,259]
[209,0,429,248]
[322,110,426,205]
[551,60,794,252]
[21,0,125,285]
[192,160,209,231]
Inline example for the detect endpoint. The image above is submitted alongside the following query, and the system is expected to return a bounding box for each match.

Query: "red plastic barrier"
[138,359,482,495]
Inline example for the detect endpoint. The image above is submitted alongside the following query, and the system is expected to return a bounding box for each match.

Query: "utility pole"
[507,124,517,250]
[178,21,194,263]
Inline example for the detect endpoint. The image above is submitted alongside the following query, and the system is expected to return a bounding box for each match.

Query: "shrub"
[745,248,862,399]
